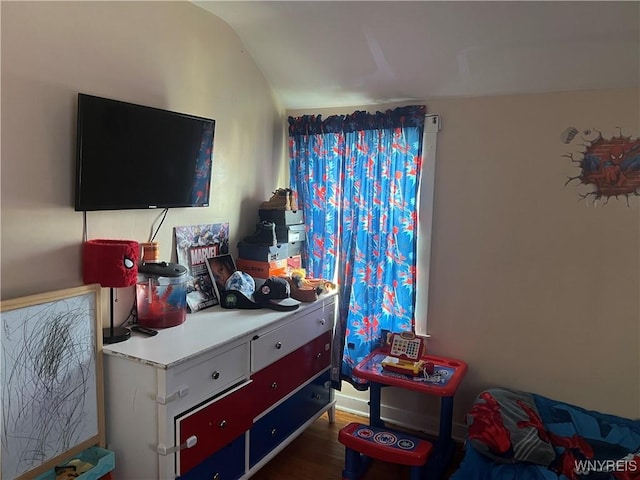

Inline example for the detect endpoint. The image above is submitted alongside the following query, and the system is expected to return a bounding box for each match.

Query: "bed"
[451,388,640,480]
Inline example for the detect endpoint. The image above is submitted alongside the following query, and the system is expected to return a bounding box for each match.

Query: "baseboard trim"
[334,391,467,442]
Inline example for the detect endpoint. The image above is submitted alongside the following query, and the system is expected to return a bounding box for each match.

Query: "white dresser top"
[102,293,336,369]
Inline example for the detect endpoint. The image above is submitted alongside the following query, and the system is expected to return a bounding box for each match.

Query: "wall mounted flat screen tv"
[75,93,215,211]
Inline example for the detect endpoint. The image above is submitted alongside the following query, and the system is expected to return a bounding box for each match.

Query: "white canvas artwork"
[1,286,101,480]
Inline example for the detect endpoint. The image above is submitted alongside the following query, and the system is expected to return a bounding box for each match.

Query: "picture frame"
[1,284,104,480]
[205,253,237,302]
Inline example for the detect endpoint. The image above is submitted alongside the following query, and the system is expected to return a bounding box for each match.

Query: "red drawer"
[177,381,253,475]
[251,331,331,417]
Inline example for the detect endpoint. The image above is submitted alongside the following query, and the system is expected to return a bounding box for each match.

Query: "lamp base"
[103,326,131,344]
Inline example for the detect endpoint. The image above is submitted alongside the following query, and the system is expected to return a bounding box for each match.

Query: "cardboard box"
[238,242,288,262]
[275,224,306,243]
[259,209,304,226]
[287,241,303,257]
[236,258,287,279]
[287,255,302,270]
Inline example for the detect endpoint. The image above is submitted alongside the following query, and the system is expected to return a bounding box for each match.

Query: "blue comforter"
[451,390,640,480]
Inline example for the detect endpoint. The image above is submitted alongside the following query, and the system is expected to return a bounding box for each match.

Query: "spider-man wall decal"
[562,127,640,206]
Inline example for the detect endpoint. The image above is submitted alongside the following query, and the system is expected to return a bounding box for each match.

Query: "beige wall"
[2,1,638,439]
[292,88,640,427]
[427,90,639,421]
[1,1,287,307]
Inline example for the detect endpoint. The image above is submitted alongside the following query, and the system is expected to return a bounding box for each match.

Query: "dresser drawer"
[249,370,331,467]
[251,304,334,372]
[251,331,331,417]
[163,342,249,416]
[177,434,245,480]
[176,381,253,476]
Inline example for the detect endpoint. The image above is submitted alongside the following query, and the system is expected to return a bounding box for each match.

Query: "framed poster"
[1,284,104,480]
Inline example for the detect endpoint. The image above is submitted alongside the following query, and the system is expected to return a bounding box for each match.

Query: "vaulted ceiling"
[195,1,640,110]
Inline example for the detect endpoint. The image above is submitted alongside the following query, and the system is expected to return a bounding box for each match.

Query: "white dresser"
[103,293,336,479]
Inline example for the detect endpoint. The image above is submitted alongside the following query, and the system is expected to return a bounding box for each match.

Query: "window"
[288,107,439,386]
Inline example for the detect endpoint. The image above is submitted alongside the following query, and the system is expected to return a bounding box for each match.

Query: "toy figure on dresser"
[260,187,297,210]
[286,268,337,303]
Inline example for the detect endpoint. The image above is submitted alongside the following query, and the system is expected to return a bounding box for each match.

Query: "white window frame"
[415,114,440,336]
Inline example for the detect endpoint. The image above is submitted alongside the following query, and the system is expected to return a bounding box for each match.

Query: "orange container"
[236,258,287,279]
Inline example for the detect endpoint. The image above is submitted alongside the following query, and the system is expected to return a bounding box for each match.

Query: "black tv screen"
[75,93,215,211]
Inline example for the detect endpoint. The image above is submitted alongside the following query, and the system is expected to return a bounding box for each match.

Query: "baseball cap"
[226,270,255,295]
[253,277,300,311]
[219,271,261,309]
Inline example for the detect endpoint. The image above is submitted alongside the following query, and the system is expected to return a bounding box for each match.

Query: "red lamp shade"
[83,239,139,288]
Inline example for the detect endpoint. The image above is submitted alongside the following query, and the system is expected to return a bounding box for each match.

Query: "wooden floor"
[251,409,464,480]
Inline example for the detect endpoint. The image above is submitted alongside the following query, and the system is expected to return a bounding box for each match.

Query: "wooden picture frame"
[1,284,104,480]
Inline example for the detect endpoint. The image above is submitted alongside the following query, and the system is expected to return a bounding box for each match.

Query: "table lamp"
[83,239,139,344]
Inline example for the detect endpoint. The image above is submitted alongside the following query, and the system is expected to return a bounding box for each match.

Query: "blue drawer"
[293,370,332,424]
[249,370,331,466]
[177,435,245,480]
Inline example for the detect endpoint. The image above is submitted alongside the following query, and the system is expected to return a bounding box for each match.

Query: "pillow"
[466,388,556,466]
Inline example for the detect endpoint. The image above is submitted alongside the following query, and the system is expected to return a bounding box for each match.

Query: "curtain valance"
[288,105,426,136]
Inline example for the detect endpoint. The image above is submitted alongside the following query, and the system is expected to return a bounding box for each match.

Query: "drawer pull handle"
[156,435,197,455]
[213,474,221,480]
[271,428,277,437]
[219,420,227,429]
[313,393,322,400]
[212,371,220,380]
[271,382,278,389]
[319,319,326,326]
[155,385,189,405]
[275,342,282,349]
[316,353,322,359]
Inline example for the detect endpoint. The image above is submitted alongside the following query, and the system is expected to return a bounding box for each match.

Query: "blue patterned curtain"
[289,105,425,389]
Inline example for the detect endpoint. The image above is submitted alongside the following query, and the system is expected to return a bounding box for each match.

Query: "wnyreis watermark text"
[574,458,638,475]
